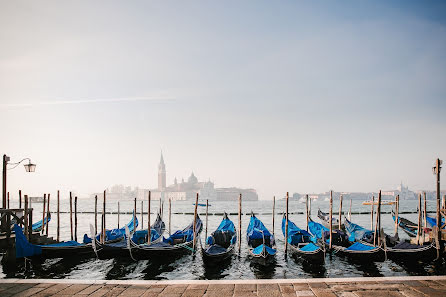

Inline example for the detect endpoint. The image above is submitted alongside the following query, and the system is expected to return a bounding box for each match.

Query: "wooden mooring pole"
[417,193,422,245]
[306,194,309,232]
[141,200,144,230]
[192,193,199,252]
[394,195,399,236]
[46,193,50,236]
[329,190,333,250]
[57,190,60,242]
[7,192,9,209]
[370,196,374,230]
[94,195,98,235]
[168,198,171,235]
[205,199,209,241]
[102,190,106,243]
[148,191,151,244]
[349,199,352,220]
[423,192,427,229]
[19,190,22,210]
[42,194,46,234]
[117,201,120,229]
[272,196,276,239]
[74,196,78,242]
[70,192,73,241]
[24,195,29,240]
[338,194,343,230]
[285,192,289,256]
[238,193,242,254]
[133,198,136,233]
[434,159,442,237]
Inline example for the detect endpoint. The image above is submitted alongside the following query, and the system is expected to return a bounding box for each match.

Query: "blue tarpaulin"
[163,216,202,245]
[345,242,377,251]
[247,215,271,240]
[252,244,276,256]
[300,243,320,252]
[14,224,42,258]
[83,215,138,243]
[344,218,374,243]
[308,220,329,239]
[281,216,313,245]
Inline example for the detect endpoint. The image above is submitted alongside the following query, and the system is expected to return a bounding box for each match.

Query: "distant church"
[137,153,258,201]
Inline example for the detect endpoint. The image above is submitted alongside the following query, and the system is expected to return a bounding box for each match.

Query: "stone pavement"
[0,275,446,297]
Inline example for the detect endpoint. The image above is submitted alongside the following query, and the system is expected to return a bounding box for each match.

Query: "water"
[1,198,445,280]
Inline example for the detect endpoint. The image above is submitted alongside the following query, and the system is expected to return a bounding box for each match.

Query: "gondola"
[83,214,138,244]
[318,209,344,230]
[14,224,94,259]
[201,213,237,265]
[246,213,276,266]
[127,215,203,261]
[426,215,445,229]
[282,215,324,264]
[386,240,439,263]
[391,210,418,237]
[309,217,385,262]
[29,212,51,232]
[91,213,165,260]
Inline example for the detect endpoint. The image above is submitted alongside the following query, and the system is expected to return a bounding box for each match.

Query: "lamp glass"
[24,163,36,172]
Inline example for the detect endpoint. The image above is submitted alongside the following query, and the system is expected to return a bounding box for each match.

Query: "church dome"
[188,172,198,184]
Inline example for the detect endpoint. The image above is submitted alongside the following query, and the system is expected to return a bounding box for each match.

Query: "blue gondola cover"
[14,224,42,258]
[281,217,312,245]
[345,242,376,251]
[252,244,276,255]
[83,215,138,243]
[345,219,374,243]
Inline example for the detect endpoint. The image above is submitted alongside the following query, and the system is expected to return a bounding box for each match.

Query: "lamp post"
[2,154,36,209]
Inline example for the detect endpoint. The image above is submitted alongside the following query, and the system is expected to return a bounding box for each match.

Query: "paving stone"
[145,284,166,293]
[3,284,36,296]
[411,285,442,296]
[330,285,360,292]
[311,288,336,297]
[118,285,148,297]
[293,284,310,290]
[34,283,71,296]
[404,281,427,287]
[280,285,295,293]
[353,291,404,297]
[58,284,90,295]
[77,284,104,295]
[309,283,328,289]
[207,283,234,291]
[187,284,208,290]
[336,293,359,297]
[158,293,183,297]
[103,285,128,297]
[235,284,256,291]
[398,288,426,297]
[233,292,257,297]
[258,290,282,297]
[89,285,117,297]
[181,289,206,297]
[296,290,315,296]
[11,286,46,297]
[203,290,233,297]
[162,285,188,294]
[258,283,279,291]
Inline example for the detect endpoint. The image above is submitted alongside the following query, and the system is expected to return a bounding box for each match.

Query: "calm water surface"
[1,198,445,279]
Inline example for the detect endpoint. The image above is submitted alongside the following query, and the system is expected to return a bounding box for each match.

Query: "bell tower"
[158,152,166,190]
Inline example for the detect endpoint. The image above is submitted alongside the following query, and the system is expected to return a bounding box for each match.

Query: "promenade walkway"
[1,275,445,297]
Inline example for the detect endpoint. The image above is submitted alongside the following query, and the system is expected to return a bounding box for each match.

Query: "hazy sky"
[1,1,445,200]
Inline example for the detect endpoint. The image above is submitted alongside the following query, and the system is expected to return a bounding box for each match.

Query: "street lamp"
[2,154,36,209]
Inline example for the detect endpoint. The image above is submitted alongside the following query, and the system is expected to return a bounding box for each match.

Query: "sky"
[1,1,446,200]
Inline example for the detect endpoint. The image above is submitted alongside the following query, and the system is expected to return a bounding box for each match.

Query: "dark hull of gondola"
[288,244,325,265]
[318,209,344,230]
[387,243,439,263]
[130,240,196,261]
[94,240,129,260]
[201,245,235,265]
[332,245,386,262]
[40,244,94,259]
[391,210,417,238]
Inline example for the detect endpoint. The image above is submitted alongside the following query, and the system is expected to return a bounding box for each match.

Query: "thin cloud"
[0,96,175,108]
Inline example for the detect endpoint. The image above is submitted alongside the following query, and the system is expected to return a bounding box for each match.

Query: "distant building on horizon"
[137,152,258,201]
